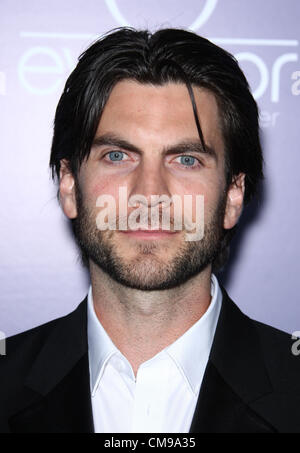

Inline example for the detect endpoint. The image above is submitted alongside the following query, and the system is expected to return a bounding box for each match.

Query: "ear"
[223,173,245,230]
[59,159,77,219]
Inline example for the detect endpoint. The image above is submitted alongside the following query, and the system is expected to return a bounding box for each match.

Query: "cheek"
[172,178,217,206]
[87,180,131,222]
[91,181,112,197]
[84,178,120,203]
[171,176,224,224]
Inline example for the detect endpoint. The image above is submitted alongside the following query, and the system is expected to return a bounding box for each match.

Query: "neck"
[89,262,213,376]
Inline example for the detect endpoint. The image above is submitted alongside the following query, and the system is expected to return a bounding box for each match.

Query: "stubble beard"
[72,184,227,291]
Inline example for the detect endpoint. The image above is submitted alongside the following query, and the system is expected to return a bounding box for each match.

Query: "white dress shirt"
[87,274,222,433]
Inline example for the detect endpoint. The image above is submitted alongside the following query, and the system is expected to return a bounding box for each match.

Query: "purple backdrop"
[1,0,299,337]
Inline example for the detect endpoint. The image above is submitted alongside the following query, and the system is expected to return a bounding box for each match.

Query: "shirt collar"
[164,274,222,394]
[87,285,120,396]
[87,274,222,396]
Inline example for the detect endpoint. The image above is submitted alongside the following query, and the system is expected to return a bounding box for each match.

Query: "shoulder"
[251,318,300,391]
[218,284,300,399]
[3,315,66,363]
[219,284,300,385]
[216,286,300,431]
[0,299,87,395]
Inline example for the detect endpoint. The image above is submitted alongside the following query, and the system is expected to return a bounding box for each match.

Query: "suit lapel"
[8,299,94,433]
[190,286,277,433]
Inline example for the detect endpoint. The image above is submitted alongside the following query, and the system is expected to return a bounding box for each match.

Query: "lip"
[119,229,178,239]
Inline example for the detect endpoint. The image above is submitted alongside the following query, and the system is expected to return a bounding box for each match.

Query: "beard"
[72,183,227,291]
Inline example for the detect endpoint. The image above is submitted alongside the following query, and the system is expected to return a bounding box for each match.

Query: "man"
[1,27,299,433]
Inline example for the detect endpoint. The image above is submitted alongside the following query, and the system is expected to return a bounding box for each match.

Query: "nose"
[128,158,172,207]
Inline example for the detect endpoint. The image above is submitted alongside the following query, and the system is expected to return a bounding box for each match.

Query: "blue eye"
[108,151,124,161]
[179,155,196,166]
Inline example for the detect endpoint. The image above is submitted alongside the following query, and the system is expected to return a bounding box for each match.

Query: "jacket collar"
[25,299,88,395]
[210,285,273,403]
[189,285,276,433]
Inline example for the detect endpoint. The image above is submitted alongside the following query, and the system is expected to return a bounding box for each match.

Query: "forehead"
[96,80,224,155]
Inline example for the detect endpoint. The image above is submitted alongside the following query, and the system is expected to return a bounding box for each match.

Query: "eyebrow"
[91,133,218,162]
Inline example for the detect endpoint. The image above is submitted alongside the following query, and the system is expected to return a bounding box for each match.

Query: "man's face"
[61,80,244,290]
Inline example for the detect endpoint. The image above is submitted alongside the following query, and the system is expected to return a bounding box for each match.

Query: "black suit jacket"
[1,286,300,433]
